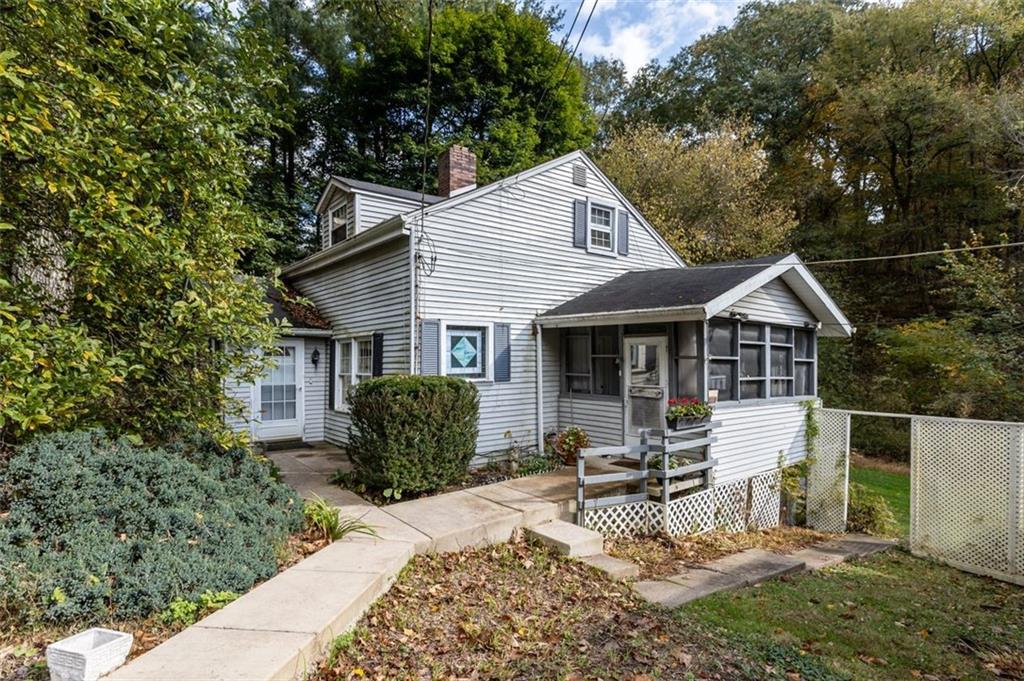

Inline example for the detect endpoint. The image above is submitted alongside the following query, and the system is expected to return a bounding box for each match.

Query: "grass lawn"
[684,549,1024,680]
[850,460,911,536]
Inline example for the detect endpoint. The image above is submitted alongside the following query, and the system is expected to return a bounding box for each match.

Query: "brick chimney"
[437,145,477,197]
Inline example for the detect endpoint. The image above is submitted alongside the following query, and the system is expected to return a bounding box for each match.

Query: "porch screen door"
[257,340,304,441]
[624,337,668,445]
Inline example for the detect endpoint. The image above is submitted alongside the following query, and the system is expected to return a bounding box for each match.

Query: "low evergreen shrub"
[0,430,302,626]
[347,375,479,496]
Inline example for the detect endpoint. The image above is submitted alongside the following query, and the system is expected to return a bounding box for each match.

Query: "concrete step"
[526,519,604,557]
[579,553,640,581]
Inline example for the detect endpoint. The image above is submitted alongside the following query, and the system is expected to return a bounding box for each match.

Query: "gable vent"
[572,163,587,187]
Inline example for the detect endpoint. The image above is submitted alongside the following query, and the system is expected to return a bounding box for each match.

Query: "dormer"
[314,176,445,251]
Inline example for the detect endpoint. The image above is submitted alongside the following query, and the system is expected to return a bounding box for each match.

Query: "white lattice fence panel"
[711,479,748,532]
[585,502,652,537]
[807,408,850,533]
[666,488,716,535]
[748,469,782,530]
[911,417,1024,585]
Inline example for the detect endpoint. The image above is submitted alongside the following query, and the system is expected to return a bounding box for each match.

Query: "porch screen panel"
[675,321,701,398]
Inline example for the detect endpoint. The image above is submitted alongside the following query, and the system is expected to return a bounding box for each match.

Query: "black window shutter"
[617,209,629,255]
[371,331,384,377]
[328,339,336,410]
[420,320,441,375]
[573,199,587,248]
[494,323,511,382]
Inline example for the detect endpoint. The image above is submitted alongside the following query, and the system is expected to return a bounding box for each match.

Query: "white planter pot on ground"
[46,628,133,681]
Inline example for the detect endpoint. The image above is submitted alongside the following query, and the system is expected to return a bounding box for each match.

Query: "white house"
[229,146,854,483]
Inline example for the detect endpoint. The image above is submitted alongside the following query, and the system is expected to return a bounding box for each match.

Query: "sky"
[545,0,746,77]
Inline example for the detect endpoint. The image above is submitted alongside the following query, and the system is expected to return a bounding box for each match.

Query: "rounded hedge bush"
[0,430,303,625]
[348,375,479,495]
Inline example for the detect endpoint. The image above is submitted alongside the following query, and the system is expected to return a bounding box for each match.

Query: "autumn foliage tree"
[0,1,282,448]
[598,122,796,264]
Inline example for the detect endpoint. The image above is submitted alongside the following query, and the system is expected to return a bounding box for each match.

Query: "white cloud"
[570,0,743,77]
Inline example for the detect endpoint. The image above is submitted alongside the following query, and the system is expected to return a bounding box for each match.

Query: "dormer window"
[329,202,350,245]
[588,204,614,251]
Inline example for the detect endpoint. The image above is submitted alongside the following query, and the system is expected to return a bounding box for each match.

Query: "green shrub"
[159,590,239,627]
[846,482,899,536]
[347,375,479,495]
[0,430,303,626]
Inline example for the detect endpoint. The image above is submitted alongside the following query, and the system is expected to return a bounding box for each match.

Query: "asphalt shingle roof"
[332,176,444,205]
[540,254,791,318]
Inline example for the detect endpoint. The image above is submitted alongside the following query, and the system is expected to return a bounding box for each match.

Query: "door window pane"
[629,344,660,386]
[630,395,662,430]
[262,345,298,421]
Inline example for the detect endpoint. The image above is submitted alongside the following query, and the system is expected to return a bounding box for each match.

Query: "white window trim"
[439,320,494,382]
[586,199,617,257]
[333,335,373,410]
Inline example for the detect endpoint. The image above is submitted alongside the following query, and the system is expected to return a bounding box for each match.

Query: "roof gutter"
[536,305,706,328]
[282,216,407,279]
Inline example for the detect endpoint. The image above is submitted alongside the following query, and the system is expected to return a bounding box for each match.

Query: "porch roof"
[537,253,855,337]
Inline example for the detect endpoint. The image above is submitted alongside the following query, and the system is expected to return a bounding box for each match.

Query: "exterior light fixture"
[311,347,320,369]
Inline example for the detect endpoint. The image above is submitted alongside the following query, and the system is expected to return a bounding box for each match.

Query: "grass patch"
[313,539,838,680]
[684,549,1023,680]
[849,464,910,535]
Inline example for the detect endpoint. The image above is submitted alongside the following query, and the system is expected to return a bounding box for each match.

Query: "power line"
[534,0,586,117]
[804,241,1024,265]
[538,0,598,130]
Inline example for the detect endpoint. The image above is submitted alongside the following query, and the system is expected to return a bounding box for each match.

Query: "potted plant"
[554,426,591,465]
[665,397,713,430]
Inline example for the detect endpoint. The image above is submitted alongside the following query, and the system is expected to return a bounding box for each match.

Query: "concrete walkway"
[634,534,897,608]
[107,453,589,681]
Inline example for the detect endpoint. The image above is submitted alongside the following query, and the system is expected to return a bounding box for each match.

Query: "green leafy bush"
[846,482,899,537]
[159,590,239,628]
[553,426,591,465]
[347,376,479,495]
[0,430,302,626]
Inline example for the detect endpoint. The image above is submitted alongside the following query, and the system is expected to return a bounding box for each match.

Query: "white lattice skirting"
[584,470,782,537]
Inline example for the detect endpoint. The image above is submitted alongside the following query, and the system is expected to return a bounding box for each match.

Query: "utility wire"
[803,240,1024,265]
[538,0,598,129]
[534,0,586,117]
[417,0,437,277]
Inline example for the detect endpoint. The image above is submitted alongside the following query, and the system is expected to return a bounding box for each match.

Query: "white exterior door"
[624,336,668,445]
[256,340,304,441]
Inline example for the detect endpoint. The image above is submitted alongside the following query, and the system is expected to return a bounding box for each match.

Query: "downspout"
[535,321,544,453]
[408,215,417,374]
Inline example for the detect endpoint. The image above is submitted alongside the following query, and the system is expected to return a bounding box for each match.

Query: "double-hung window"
[334,336,372,408]
[588,204,614,252]
[329,202,350,246]
[445,325,489,379]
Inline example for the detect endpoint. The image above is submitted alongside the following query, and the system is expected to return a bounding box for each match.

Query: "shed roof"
[540,254,790,318]
[265,283,330,331]
[538,253,854,337]
[331,176,444,205]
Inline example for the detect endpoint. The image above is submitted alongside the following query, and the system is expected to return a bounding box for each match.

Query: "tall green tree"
[0,1,282,448]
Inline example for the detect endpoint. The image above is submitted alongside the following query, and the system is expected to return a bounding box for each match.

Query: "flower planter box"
[46,628,132,681]
[666,415,711,431]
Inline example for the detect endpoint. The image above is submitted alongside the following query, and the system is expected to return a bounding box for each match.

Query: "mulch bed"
[314,537,791,681]
[605,527,832,580]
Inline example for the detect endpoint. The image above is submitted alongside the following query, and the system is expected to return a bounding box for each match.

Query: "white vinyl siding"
[417,157,680,453]
[711,400,812,484]
[357,192,424,232]
[557,395,623,447]
[725,278,816,326]
[288,238,410,444]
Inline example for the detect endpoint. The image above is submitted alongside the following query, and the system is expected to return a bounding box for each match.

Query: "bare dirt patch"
[605,527,831,580]
[314,539,776,680]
